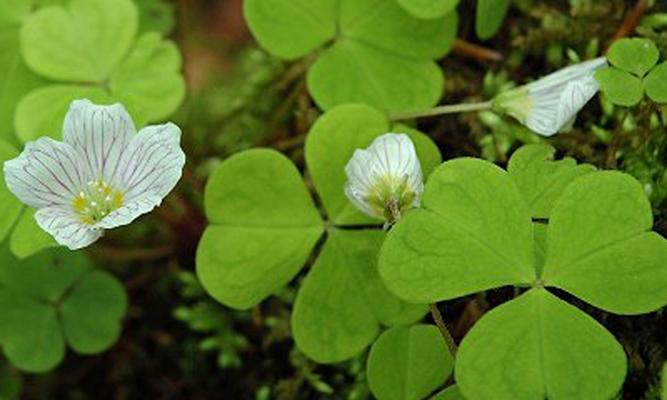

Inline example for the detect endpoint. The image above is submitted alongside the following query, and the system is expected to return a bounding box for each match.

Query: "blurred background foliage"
[1,0,666,399]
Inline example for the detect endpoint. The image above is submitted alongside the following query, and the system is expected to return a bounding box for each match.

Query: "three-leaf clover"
[15,0,185,142]
[379,146,667,399]
[596,38,662,106]
[244,0,457,113]
[197,103,441,362]
[0,245,127,373]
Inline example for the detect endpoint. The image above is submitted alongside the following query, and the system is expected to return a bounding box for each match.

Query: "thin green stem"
[429,303,458,356]
[389,101,493,121]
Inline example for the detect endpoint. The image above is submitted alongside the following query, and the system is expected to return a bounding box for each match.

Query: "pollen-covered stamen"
[71,179,124,225]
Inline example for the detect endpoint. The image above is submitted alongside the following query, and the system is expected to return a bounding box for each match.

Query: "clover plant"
[196,104,442,362]
[596,38,667,106]
[243,0,457,113]
[475,0,510,40]
[380,144,667,400]
[0,245,127,373]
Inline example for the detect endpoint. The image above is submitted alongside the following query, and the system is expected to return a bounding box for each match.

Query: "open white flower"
[344,133,423,222]
[493,57,608,136]
[3,99,186,250]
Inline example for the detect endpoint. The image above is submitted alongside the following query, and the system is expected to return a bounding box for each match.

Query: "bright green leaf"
[340,0,458,59]
[456,289,626,400]
[367,324,453,400]
[396,0,459,20]
[606,38,659,77]
[595,67,644,107]
[644,61,667,103]
[0,0,33,26]
[507,144,595,219]
[61,271,128,354]
[533,222,548,277]
[305,104,441,226]
[543,172,667,315]
[244,0,337,60]
[0,142,22,243]
[197,149,323,310]
[14,85,111,142]
[380,158,535,304]
[292,229,427,363]
[9,208,58,259]
[20,0,138,82]
[307,41,444,113]
[476,0,510,40]
[109,32,186,126]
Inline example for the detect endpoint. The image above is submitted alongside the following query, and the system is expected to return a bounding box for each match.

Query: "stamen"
[71,179,124,225]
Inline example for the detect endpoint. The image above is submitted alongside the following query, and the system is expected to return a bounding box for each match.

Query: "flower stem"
[389,101,493,121]
[429,303,458,356]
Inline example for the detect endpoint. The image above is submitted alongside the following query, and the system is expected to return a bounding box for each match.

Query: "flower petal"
[366,133,423,193]
[116,123,185,201]
[4,138,86,208]
[95,194,162,230]
[35,206,102,250]
[63,99,135,184]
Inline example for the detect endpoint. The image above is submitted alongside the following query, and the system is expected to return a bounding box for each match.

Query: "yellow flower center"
[72,179,124,225]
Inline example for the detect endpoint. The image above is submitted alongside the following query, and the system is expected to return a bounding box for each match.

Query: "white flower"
[493,57,608,136]
[344,133,423,222]
[3,99,186,250]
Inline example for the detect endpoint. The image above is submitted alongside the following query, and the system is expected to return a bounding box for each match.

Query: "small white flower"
[344,133,423,222]
[3,99,186,250]
[493,57,608,136]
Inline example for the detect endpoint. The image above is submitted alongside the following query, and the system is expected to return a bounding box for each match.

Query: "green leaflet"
[644,62,667,103]
[15,0,185,142]
[595,67,644,107]
[0,246,127,373]
[432,386,464,400]
[456,289,626,400]
[305,104,442,226]
[366,324,453,400]
[245,0,457,113]
[475,0,510,40]
[396,0,459,20]
[292,230,427,363]
[507,144,595,219]
[543,172,667,315]
[380,158,535,303]
[197,104,440,362]
[196,149,324,310]
[606,38,659,78]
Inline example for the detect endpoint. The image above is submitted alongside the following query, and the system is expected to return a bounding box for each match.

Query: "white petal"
[525,57,607,92]
[95,194,162,230]
[4,138,86,208]
[63,99,135,184]
[116,123,185,201]
[35,206,102,250]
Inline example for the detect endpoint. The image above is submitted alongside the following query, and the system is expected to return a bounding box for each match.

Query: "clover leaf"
[197,103,440,362]
[379,147,667,399]
[366,324,454,400]
[595,67,644,106]
[197,149,325,310]
[476,0,510,40]
[606,38,659,78]
[432,386,464,400]
[0,142,22,243]
[396,0,459,20]
[507,144,595,219]
[244,0,457,113]
[456,289,626,400]
[644,62,667,103]
[15,0,185,142]
[0,246,127,373]
[292,230,426,363]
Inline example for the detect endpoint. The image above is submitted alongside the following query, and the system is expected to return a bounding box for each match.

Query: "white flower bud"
[344,133,423,222]
[493,57,608,136]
